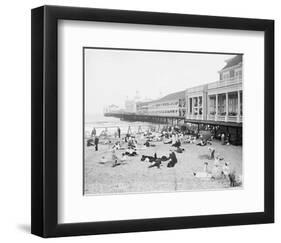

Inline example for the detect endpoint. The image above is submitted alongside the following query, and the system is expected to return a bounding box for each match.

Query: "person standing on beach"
[127,126,132,136]
[221,133,225,145]
[94,136,99,151]
[91,127,96,137]
[117,127,121,138]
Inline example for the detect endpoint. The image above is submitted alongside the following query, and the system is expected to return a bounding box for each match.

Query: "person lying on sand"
[98,156,108,164]
[143,140,156,147]
[148,158,162,169]
[141,153,157,162]
[175,147,185,153]
[163,139,172,144]
[124,148,138,156]
[196,140,207,146]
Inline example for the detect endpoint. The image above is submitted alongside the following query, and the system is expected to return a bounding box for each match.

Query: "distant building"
[124,99,137,113]
[186,55,243,123]
[136,101,150,114]
[105,104,120,113]
[147,90,186,117]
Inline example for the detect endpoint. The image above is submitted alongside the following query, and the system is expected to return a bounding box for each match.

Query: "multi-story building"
[124,99,137,113]
[136,101,150,114]
[147,90,186,117]
[186,55,243,123]
[104,104,121,113]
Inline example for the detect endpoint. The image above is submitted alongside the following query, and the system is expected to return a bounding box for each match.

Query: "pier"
[104,112,242,145]
[104,112,185,125]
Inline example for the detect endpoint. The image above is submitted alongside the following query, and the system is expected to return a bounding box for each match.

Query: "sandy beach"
[84,134,242,195]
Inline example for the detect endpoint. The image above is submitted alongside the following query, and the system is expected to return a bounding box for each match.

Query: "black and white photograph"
[29,4,274,238]
[84,48,243,195]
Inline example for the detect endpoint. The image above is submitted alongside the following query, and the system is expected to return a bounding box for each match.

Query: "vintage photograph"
[83,48,243,195]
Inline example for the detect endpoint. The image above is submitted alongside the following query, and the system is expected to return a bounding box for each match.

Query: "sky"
[84,48,236,117]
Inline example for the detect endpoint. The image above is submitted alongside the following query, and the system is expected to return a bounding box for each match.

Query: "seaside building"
[146,90,186,117]
[104,55,243,144]
[136,101,150,114]
[104,104,120,113]
[124,99,137,113]
[186,55,243,123]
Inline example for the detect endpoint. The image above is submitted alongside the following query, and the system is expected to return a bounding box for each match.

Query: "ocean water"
[85,114,161,138]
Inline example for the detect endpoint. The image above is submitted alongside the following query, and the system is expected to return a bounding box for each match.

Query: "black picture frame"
[31,5,274,238]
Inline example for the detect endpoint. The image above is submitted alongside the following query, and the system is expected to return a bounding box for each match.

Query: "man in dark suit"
[94,136,99,151]
[117,127,121,138]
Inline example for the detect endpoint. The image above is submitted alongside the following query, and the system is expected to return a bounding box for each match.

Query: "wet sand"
[84,136,242,195]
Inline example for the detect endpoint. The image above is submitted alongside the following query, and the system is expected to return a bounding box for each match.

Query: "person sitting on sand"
[148,158,162,169]
[167,150,178,168]
[228,170,242,187]
[128,137,136,149]
[111,150,119,167]
[196,139,207,146]
[190,136,197,144]
[208,147,215,159]
[91,127,96,137]
[222,162,230,178]
[86,138,95,147]
[144,140,150,147]
[193,162,211,178]
[211,161,222,179]
[182,135,191,144]
[171,134,176,145]
[143,140,156,147]
[216,153,224,161]
[120,153,128,162]
[112,141,121,150]
[214,155,220,167]
[125,148,137,156]
[172,139,181,148]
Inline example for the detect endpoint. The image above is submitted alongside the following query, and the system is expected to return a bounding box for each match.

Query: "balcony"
[207,77,242,90]
[207,114,242,123]
[186,114,203,120]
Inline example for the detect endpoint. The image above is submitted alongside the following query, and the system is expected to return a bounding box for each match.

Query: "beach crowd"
[86,124,242,187]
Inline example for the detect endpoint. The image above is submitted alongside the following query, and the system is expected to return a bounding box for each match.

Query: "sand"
[84,136,242,195]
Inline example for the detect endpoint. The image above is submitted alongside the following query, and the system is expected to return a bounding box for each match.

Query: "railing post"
[225,93,228,122]
[237,90,241,122]
[215,94,218,121]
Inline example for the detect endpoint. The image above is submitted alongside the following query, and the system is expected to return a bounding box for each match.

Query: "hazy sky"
[85,48,235,116]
